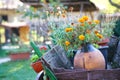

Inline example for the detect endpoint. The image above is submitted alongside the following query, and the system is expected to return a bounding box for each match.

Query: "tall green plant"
[100,19,116,38]
[113,19,120,37]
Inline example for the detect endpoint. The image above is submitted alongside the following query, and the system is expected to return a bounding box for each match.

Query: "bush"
[113,19,120,37]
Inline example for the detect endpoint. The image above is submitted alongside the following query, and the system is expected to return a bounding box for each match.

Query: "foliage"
[113,19,120,37]
[100,18,116,38]
[111,62,120,69]
[0,60,36,80]
[17,0,63,20]
[17,0,65,43]
[0,48,9,57]
[30,54,39,63]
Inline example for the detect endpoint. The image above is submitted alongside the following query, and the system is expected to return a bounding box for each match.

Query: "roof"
[62,1,99,12]
[20,0,98,12]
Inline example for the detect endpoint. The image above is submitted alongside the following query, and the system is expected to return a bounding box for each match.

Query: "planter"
[31,60,43,73]
[99,46,108,69]
[9,52,30,60]
[97,38,109,46]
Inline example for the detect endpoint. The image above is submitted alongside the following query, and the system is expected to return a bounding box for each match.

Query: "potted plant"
[95,19,116,68]
[50,15,107,70]
[30,45,48,73]
[97,19,116,46]
[30,54,43,73]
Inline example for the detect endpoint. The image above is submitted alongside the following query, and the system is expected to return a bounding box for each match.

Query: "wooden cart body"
[31,43,120,80]
[54,68,120,80]
[41,45,120,80]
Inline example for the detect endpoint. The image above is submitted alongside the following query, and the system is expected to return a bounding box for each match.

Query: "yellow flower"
[56,12,60,16]
[83,16,89,21]
[65,28,69,32]
[69,28,73,31]
[88,21,92,25]
[94,30,99,34]
[96,33,103,39]
[94,20,100,24]
[62,10,67,14]
[65,28,73,32]
[34,8,37,12]
[65,41,70,46]
[80,23,84,26]
[78,18,85,23]
[62,14,66,18]
[79,35,85,40]
[86,30,91,34]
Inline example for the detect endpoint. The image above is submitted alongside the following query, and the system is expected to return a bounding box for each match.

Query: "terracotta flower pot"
[31,60,43,73]
[97,38,109,46]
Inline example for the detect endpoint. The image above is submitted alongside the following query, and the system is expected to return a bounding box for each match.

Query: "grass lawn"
[0,60,37,80]
[0,48,9,57]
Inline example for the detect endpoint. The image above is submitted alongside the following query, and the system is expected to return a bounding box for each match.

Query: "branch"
[109,0,120,8]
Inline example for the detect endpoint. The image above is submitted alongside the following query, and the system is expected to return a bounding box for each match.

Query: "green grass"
[0,60,37,80]
[0,48,9,57]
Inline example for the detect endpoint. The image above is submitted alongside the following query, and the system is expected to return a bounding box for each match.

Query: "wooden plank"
[90,69,120,80]
[54,68,85,73]
[42,45,72,70]
[54,45,72,69]
[55,70,87,80]
[54,69,120,80]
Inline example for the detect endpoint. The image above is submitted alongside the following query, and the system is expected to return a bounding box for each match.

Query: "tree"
[109,0,120,8]
[91,0,120,13]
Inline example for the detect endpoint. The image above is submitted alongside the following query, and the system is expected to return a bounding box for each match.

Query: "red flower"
[40,46,47,51]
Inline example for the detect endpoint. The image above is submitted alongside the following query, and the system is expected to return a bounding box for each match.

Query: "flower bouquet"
[51,16,104,57]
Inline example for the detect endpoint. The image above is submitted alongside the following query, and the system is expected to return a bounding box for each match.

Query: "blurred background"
[0,0,120,80]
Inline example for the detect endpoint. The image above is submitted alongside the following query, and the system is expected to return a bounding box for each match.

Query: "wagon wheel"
[36,70,49,80]
[36,70,44,80]
[36,70,51,80]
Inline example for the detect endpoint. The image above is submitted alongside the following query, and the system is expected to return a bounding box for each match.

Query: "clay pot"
[74,43,105,70]
[31,60,43,73]
[97,38,109,46]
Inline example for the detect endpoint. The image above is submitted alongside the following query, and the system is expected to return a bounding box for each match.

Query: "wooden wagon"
[35,45,120,80]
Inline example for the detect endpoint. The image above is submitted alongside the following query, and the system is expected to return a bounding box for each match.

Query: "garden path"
[0,57,11,64]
